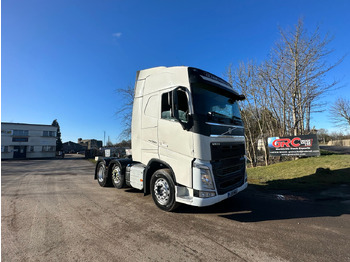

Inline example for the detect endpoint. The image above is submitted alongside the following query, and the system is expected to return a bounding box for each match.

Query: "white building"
[1,122,58,159]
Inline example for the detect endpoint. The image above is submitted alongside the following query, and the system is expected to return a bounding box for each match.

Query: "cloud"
[112,32,122,38]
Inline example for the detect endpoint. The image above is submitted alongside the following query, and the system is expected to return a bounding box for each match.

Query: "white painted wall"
[1,123,57,159]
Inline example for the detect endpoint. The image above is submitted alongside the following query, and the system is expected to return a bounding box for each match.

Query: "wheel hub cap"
[112,166,121,184]
[154,178,170,205]
[98,166,104,182]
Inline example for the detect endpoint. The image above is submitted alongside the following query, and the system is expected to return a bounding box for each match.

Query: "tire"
[111,163,125,189]
[97,162,111,187]
[151,169,179,212]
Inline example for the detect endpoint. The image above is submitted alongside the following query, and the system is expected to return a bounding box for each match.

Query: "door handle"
[148,140,157,145]
[160,142,168,148]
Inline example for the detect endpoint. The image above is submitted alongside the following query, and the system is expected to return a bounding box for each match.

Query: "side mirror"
[237,94,245,101]
[171,88,193,131]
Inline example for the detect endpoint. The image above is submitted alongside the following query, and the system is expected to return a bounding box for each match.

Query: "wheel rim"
[98,166,104,182]
[112,165,121,185]
[154,178,170,205]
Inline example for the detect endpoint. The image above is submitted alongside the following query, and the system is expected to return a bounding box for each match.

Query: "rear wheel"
[111,163,125,189]
[97,162,111,187]
[151,169,179,212]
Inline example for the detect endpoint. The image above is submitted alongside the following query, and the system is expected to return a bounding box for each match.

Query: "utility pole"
[104,131,106,147]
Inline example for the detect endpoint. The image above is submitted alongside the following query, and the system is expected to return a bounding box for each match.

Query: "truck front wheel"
[151,169,179,212]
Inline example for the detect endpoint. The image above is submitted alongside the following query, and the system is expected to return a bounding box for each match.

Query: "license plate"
[227,189,238,198]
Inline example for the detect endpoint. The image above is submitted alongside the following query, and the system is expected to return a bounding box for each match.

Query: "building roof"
[1,122,56,128]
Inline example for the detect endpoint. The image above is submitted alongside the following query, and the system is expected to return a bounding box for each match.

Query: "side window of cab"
[161,89,189,123]
[161,92,172,120]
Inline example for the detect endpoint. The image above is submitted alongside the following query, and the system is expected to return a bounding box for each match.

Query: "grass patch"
[320,149,338,155]
[248,155,350,191]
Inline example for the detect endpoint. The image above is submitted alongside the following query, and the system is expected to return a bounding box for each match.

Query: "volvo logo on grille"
[221,127,237,136]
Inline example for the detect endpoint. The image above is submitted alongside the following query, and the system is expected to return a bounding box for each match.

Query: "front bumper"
[175,181,248,207]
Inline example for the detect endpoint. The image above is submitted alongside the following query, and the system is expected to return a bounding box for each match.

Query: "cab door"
[158,88,194,188]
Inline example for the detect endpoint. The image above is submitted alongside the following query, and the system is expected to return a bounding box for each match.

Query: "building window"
[42,146,55,152]
[1,130,13,135]
[12,129,29,142]
[12,137,29,142]
[13,130,29,136]
[1,146,9,153]
[29,146,34,152]
[43,131,56,137]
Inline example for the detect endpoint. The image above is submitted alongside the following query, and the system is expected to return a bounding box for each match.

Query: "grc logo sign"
[272,137,313,148]
[268,134,320,157]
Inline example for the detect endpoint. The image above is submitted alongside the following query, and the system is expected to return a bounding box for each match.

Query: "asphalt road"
[2,156,350,262]
[320,145,350,154]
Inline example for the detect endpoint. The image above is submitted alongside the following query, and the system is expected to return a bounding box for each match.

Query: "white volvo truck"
[95,66,247,211]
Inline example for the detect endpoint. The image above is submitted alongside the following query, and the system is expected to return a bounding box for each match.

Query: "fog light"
[197,191,216,198]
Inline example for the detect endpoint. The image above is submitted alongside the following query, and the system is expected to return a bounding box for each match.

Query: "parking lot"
[2,156,350,261]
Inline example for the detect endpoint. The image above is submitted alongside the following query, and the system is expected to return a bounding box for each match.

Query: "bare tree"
[115,85,134,139]
[317,128,330,144]
[271,18,344,135]
[226,18,344,165]
[228,61,278,166]
[330,97,350,128]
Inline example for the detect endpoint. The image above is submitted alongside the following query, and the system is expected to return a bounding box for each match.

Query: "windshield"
[191,83,242,125]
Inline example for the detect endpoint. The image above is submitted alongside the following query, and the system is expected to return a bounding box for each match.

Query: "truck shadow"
[177,189,350,222]
[176,167,350,222]
[257,167,350,191]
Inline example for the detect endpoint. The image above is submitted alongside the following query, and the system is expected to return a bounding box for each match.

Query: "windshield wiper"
[209,111,242,121]
[232,116,242,121]
[208,111,230,119]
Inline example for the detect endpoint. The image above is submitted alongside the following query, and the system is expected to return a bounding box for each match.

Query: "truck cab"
[95,66,247,211]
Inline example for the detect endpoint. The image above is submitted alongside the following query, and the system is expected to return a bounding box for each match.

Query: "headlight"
[194,163,214,190]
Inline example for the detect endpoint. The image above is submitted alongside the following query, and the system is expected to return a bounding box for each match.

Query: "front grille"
[220,162,244,177]
[211,142,245,195]
[211,143,245,161]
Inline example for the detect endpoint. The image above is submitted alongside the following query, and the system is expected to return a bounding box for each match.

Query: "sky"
[2,0,350,144]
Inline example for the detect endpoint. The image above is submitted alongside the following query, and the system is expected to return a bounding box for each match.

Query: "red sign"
[268,134,319,157]
[272,137,313,148]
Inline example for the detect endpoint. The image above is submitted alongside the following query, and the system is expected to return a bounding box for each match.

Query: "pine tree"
[52,119,63,151]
